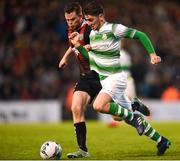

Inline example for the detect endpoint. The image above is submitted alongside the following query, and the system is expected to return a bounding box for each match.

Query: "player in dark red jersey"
[59,2,101,158]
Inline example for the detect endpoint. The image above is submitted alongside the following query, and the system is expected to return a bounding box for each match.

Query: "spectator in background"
[0,0,179,102]
[161,77,180,101]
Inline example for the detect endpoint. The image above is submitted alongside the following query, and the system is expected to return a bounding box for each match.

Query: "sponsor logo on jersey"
[91,35,95,41]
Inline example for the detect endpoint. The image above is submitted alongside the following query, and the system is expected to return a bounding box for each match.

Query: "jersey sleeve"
[77,45,89,60]
[112,24,136,38]
[133,31,155,54]
[112,24,155,54]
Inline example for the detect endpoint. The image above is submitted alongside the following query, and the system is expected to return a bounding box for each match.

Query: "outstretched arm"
[134,31,161,64]
[113,24,161,65]
[59,46,72,68]
[127,29,161,64]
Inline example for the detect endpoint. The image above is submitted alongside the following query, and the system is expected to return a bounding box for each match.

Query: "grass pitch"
[0,121,180,160]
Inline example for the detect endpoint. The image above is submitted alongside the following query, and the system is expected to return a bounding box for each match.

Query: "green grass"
[0,121,180,160]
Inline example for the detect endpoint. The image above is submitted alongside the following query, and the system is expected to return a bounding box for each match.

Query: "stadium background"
[0,0,179,120]
[0,0,179,99]
[0,0,180,159]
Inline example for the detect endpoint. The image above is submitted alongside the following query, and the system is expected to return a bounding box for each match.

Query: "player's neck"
[98,19,106,31]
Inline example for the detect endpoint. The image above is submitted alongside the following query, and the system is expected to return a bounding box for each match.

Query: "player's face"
[65,11,82,31]
[85,15,101,31]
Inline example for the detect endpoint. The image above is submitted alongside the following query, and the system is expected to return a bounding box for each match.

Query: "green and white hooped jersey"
[88,22,136,79]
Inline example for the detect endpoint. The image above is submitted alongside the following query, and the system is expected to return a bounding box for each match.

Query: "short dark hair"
[84,1,104,16]
[64,2,82,15]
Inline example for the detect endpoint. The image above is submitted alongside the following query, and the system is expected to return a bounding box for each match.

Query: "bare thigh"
[71,91,91,123]
[93,92,112,113]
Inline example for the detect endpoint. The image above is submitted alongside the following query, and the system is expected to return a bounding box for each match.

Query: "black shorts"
[74,71,102,103]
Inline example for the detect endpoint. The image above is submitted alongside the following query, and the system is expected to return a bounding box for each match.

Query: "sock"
[124,118,161,143]
[109,102,133,121]
[143,120,162,143]
[74,122,88,152]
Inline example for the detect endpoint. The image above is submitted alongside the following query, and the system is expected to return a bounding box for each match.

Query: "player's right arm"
[59,46,72,68]
[69,32,89,60]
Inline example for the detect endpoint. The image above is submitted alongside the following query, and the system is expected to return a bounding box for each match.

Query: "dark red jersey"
[68,20,91,74]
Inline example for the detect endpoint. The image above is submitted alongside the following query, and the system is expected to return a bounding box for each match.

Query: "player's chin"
[91,26,96,30]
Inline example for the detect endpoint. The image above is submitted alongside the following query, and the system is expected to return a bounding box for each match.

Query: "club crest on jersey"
[102,34,107,40]
[79,34,84,40]
[91,35,95,41]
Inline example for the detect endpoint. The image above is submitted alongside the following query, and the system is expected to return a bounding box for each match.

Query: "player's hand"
[84,44,91,52]
[69,32,80,47]
[59,58,67,69]
[150,53,161,64]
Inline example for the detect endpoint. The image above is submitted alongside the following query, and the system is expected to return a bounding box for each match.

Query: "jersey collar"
[98,21,108,32]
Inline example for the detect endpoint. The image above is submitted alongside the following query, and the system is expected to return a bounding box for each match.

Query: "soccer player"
[59,2,101,158]
[60,2,150,159]
[99,44,145,125]
[69,1,171,156]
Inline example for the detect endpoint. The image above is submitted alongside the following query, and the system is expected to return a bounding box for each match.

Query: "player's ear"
[99,14,103,18]
[79,14,83,22]
[99,14,104,22]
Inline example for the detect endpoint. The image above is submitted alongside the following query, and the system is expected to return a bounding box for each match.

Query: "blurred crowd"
[0,0,179,101]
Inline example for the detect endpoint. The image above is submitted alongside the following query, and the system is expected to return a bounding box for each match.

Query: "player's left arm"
[125,28,161,64]
[112,24,161,65]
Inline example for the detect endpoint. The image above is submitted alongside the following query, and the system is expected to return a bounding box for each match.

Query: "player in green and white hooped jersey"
[70,1,171,156]
[98,47,139,125]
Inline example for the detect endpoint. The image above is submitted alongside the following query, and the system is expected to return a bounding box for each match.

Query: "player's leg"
[105,75,136,126]
[143,119,171,155]
[93,92,133,120]
[93,73,145,135]
[99,74,149,125]
[131,97,150,116]
[122,115,171,155]
[67,71,101,159]
[108,73,170,155]
[125,76,170,155]
[109,77,150,125]
[67,91,90,158]
[94,92,145,135]
[126,76,150,116]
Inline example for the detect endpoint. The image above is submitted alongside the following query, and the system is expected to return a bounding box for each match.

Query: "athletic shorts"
[74,70,102,103]
[100,72,132,110]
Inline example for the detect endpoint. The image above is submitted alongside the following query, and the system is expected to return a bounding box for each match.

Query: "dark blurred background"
[0,0,179,104]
